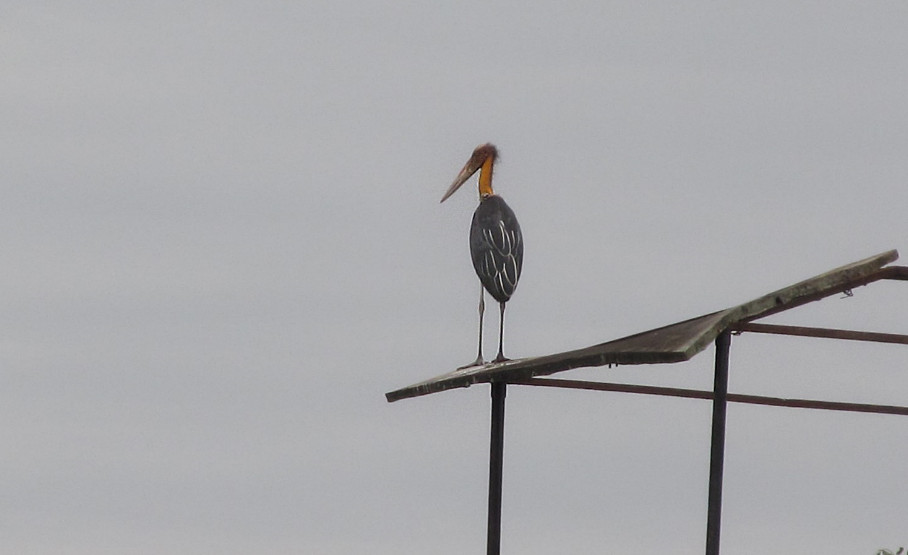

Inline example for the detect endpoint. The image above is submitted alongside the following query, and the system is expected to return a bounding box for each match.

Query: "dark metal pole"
[706,330,731,555]
[487,382,507,555]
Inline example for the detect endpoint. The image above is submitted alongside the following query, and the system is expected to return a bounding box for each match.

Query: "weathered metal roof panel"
[386,249,899,402]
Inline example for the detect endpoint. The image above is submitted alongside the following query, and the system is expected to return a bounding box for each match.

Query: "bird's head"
[440,143,499,203]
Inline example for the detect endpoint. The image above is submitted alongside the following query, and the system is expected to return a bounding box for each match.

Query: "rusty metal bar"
[728,393,908,415]
[880,265,908,280]
[510,378,908,417]
[706,331,730,555]
[509,378,713,400]
[732,322,908,345]
[487,382,506,555]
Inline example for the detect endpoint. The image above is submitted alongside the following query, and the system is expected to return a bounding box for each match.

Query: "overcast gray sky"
[3,2,908,553]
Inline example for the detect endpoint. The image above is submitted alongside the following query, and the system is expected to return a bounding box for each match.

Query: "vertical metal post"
[706,330,731,555]
[487,382,507,555]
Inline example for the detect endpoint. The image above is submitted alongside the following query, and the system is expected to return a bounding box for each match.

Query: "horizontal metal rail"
[880,265,908,280]
[511,378,908,417]
[731,322,908,345]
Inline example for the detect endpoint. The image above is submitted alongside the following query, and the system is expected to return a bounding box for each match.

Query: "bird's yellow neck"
[478,155,495,198]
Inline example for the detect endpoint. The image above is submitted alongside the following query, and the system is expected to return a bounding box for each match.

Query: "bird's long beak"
[440,157,482,203]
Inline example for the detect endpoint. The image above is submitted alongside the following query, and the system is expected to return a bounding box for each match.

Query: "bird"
[440,143,523,366]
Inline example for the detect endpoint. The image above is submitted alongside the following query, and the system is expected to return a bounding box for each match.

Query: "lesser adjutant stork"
[441,143,523,366]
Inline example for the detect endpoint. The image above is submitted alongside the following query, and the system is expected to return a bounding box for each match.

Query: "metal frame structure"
[387,250,907,554]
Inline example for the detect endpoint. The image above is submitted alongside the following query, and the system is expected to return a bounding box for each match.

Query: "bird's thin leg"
[460,284,486,368]
[493,301,509,363]
[476,287,486,362]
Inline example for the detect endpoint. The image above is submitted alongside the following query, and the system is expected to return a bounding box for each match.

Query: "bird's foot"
[458,356,486,369]
[492,354,510,364]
